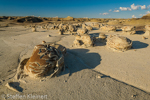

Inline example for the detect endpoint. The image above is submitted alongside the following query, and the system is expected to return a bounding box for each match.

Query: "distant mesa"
[141,13,150,19]
[64,16,74,21]
[16,16,43,23]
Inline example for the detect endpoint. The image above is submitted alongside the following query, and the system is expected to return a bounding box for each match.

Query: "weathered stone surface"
[77,28,88,35]
[145,25,150,31]
[86,26,93,31]
[121,26,136,35]
[15,43,66,79]
[99,33,106,40]
[100,25,116,32]
[106,35,132,52]
[122,26,135,32]
[73,34,94,48]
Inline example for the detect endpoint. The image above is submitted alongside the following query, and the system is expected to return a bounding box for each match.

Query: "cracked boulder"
[15,43,66,79]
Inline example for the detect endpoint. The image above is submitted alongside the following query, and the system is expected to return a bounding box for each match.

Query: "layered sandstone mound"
[144,25,150,36]
[145,24,150,30]
[63,24,69,31]
[86,26,93,31]
[82,23,87,28]
[58,28,64,35]
[58,23,64,29]
[91,23,100,28]
[64,16,74,21]
[15,43,66,79]
[100,25,116,32]
[69,25,76,32]
[73,34,94,48]
[77,28,88,35]
[99,33,106,40]
[141,13,150,19]
[106,35,132,52]
[121,26,136,35]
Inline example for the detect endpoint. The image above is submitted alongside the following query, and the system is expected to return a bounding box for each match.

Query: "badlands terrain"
[0,15,150,100]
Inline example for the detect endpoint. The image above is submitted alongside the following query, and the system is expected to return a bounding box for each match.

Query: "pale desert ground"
[0,18,150,100]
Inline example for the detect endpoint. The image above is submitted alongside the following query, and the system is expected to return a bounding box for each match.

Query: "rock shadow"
[0,30,5,31]
[116,29,122,32]
[135,31,145,35]
[61,48,101,76]
[89,33,99,37]
[94,39,107,46]
[7,82,23,92]
[31,30,47,32]
[92,27,99,30]
[132,41,149,49]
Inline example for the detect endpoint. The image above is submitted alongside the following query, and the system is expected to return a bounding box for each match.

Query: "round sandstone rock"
[106,35,132,52]
[23,44,66,78]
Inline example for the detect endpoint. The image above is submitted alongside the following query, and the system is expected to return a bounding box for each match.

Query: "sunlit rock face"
[23,44,66,78]
[73,34,94,48]
[100,25,116,32]
[121,26,136,35]
[106,35,132,52]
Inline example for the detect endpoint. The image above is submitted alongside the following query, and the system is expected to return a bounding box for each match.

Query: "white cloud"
[132,15,136,18]
[53,16,58,18]
[128,7,132,11]
[120,7,131,11]
[102,12,109,15]
[140,5,147,10]
[131,3,140,10]
[113,10,119,12]
[109,9,112,12]
[146,11,150,14]
[148,5,150,8]
[99,13,109,15]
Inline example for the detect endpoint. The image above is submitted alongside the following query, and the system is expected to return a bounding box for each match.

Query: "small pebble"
[142,36,146,39]
[42,41,46,44]
[64,80,67,82]
[131,94,137,98]
[47,35,51,37]
[97,75,101,78]
[40,80,44,82]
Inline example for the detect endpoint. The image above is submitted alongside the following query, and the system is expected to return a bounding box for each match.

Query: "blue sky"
[0,0,150,18]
